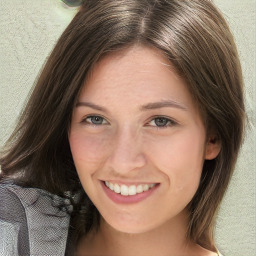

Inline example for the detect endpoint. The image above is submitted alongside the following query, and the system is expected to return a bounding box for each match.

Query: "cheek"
[69,131,109,173]
[146,129,205,189]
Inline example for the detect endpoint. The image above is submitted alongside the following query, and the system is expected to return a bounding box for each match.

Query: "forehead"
[78,45,196,112]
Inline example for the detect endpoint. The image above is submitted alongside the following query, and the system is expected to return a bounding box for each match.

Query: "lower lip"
[101,181,160,204]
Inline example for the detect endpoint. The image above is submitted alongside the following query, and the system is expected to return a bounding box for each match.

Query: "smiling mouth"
[104,181,157,196]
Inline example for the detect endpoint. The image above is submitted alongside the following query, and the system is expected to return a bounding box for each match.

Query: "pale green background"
[0,1,255,255]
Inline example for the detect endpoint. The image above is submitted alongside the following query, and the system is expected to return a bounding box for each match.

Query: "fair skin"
[69,45,220,255]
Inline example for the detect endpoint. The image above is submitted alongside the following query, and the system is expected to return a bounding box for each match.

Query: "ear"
[205,135,221,160]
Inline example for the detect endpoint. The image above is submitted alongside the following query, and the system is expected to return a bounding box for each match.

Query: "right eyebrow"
[76,101,108,113]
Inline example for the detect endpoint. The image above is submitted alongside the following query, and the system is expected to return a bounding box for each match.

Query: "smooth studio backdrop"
[0,1,255,255]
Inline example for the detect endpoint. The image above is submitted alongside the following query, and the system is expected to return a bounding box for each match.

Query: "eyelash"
[81,115,108,126]
[81,115,177,128]
[147,116,177,128]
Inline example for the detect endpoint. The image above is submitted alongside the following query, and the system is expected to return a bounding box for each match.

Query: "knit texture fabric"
[0,183,73,256]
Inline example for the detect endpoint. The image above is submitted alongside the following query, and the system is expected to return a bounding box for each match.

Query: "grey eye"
[154,117,170,127]
[86,116,105,125]
[61,0,84,7]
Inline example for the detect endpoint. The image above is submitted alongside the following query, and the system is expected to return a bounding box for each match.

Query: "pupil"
[155,118,167,126]
[92,116,102,124]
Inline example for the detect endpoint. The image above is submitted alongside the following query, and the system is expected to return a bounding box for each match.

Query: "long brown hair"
[0,0,245,250]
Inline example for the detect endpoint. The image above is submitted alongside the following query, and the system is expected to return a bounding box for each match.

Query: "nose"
[107,126,146,174]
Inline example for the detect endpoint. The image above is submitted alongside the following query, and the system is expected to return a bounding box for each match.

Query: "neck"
[100,212,190,255]
[77,209,210,256]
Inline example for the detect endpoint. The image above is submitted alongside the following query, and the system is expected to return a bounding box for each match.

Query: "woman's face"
[69,46,219,234]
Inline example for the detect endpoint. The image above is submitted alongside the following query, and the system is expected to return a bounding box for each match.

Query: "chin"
[110,223,153,235]
[102,213,160,235]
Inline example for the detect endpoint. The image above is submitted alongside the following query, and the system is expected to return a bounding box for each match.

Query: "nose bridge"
[108,124,146,172]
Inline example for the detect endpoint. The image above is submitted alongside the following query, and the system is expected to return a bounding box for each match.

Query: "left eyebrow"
[140,100,188,111]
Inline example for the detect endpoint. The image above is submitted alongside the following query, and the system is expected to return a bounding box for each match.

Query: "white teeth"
[104,181,156,196]
[143,184,149,191]
[136,185,143,193]
[120,185,129,196]
[128,185,137,196]
[109,182,114,191]
[114,183,121,193]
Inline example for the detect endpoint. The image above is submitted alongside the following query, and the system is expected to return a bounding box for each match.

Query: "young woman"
[0,0,245,255]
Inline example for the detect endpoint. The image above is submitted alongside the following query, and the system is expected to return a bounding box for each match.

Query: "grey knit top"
[0,183,74,256]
